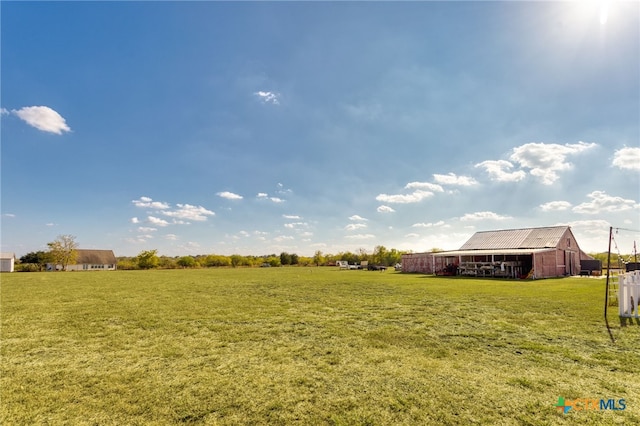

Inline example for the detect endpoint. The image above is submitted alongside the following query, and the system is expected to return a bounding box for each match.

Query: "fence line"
[619,270,640,318]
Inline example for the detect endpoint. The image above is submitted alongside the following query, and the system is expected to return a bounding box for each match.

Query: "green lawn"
[1,268,638,425]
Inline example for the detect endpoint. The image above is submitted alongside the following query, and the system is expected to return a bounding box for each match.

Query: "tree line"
[15,235,407,271]
[115,246,406,270]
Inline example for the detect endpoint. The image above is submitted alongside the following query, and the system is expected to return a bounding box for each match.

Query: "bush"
[15,263,41,272]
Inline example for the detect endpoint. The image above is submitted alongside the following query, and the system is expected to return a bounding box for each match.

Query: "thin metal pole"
[605,226,613,320]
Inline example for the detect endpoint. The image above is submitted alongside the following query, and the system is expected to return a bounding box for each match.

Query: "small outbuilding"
[402,226,594,279]
[1,252,16,272]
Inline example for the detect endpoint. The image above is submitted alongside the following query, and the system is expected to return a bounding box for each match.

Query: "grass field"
[1,268,639,425]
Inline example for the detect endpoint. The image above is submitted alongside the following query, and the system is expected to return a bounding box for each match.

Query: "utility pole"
[604,227,613,320]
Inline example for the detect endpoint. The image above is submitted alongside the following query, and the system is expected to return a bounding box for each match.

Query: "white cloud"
[376,189,434,204]
[572,191,639,214]
[147,216,170,227]
[217,191,243,200]
[612,147,640,171]
[165,234,178,241]
[254,91,280,105]
[276,183,293,195]
[126,236,152,244]
[345,223,367,231]
[1,108,9,115]
[3,213,16,218]
[283,214,301,219]
[349,215,368,221]
[253,230,269,241]
[345,234,376,240]
[566,219,611,227]
[163,204,215,221]
[179,242,201,252]
[130,217,140,224]
[12,106,71,134]
[433,173,478,186]
[285,222,308,229]
[257,193,285,203]
[405,233,420,238]
[273,235,295,242]
[540,201,572,212]
[138,227,157,233]
[377,205,396,213]
[412,221,446,228]
[475,160,526,183]
[509,141,597,185]
[460,211,512,221]
[132,196,170,209]
[405,182,444,192]
[559,219,612,252]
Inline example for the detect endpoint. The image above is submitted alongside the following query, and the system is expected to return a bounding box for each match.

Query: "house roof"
[76,249,117,264]
[458,226,572,251]
[0,252,16,259]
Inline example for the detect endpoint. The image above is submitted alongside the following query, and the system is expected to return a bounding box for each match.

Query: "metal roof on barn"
[458,226,570,250]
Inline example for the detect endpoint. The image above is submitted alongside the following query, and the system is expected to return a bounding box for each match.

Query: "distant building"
[402,226,594,279]
[47,249,117,271]
[1,252,16,272]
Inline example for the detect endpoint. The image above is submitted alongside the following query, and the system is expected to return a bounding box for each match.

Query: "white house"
[1,252,16,272]
[48,249,117,271]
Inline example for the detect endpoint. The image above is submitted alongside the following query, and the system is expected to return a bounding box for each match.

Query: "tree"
[19,251,49,271]
[357,248,370,262]
[313,250,325,267]
[385,248,402,267]
[230,254,243,268]
[137,249,159,269]
[266,255,281,267]
[158,256,178,269]
[204,254,231,267]
[372,245,388,266]
[280,252,292,266]
[47,235,78,271]
[177,256,196,268]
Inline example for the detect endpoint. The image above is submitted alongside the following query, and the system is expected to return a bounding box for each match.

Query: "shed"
[1,252,16,272]
[402,226,593,279]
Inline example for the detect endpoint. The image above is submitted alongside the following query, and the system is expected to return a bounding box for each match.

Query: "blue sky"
[2,1,639,258]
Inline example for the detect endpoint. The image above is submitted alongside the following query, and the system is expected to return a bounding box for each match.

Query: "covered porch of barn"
[432,248,558,279]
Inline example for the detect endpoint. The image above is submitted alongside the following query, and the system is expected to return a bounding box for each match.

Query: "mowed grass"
[1,268,639,425]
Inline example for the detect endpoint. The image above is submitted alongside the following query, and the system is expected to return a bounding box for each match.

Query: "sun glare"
[566,0,614,27]
[599,1,610,25]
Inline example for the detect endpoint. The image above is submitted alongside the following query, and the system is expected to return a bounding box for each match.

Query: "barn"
[1,252,16,272]
[401,226,594,279]
[48,249,117,271]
